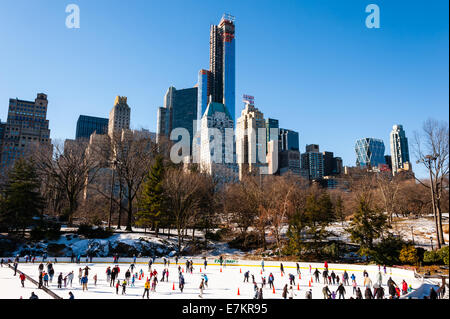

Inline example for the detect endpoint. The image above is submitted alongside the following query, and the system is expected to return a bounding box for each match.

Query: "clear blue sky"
[0,0,448,178]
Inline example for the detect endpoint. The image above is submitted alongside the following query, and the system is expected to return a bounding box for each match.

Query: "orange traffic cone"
[299,274,301,280]
[237,288,240,296]
[272,286,275,294]
[240,268,242,273]
[173,283,175,290]
[281,272,283,277]
[260,270,262,275]
[309,280,311,287]
[182,268,184,273]
[200,268,202,273]
[220,268,222,273]
[297,283,300,291]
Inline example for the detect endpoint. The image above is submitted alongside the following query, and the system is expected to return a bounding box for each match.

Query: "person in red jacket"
[324,261,328,271]
[19,273,26,287]
[402,280,408,295]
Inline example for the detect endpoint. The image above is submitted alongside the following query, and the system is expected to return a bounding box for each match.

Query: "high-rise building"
[197,14,236,123]
[157,86,198,153]
[236,100,266,179]
[279,129,300,152]
[265,118,279,151]
[390,124,411,175]
[76,115,109,140]
[0,93,51,170]
[384,155,392,170]
[301,144,324,180]
[323,151,343,176]
[108,96,130,138]
[355,138,385,168]
[199,102,238,180]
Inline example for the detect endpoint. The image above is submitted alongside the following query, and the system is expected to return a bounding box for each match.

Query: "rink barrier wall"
[2,257,418,281]
[6,263,62,299]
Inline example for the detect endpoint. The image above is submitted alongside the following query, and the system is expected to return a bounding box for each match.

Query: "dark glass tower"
[76,115,109,140]
[198,14,236,124]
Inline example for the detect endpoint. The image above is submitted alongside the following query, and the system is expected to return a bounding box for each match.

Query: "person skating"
[81,275,88,291]
[257,288,263,299]
[305,289,312,299]
[143,280,150,298]
[289,285,295,299]
[130,263,135,274]
[322,269,329,284]
[253,283,259,299]
[202,274,209,288]
[350,273,356,284]
[13,261,18,276]
[282,284,288,299]
[67,271,74,287]
[352,280,357,295]
[251,274,255,284]
[43,272,49,287]
[68,292,74,299]
[1,258,4,267]
[336,283,346,299]
[199,278,205,298]
[29,292,39,299]
[122,280,127,295]
[363,275,372,289]
[261,259,264,272]
[93,274,97,286]
[289,273,295,286]
[115,281,120,294]
[151,276,158,291]
[218,255,223,267]
[204,259,207,270]
[313,268,321,283]
[296,263,300,275]
[343,271,349,285]
[331,271,336,285]
[401,280,408,295]
[78,268,82,284]
[83,265,91,277]
[324,261,328,272]
[176,256,179,265]
[243,271,250,283]
[375,285,385,299]
[57,273,63,288]
[125,269,131,285]
[355,287,363,299]
[148,259,153,272]
[131,274,135,287]
[19,273,26,287]
[429,287,438,299]
[364,287,373,299]
[377,271,383,286]
[268,273,275,289]
[161,269,166,282]
[179,274,185,292]
[322,285,331,299]
[280,263,285,275]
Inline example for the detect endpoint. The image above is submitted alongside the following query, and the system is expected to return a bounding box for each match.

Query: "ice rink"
[0,258,423,299]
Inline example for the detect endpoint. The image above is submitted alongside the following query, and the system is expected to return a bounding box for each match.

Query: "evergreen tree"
[0,159,44,236]
[137,155,165,236]
[346,198,388,257]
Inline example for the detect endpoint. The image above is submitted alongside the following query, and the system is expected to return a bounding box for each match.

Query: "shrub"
[370,235,406,266]
[423,250,441,264]
[30,222,61,241]
[399,245,419,265]
[228,232,260,251]
[438,246,449,265]
[77,224,113,239]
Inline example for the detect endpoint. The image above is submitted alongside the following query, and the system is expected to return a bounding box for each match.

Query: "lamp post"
[411,226,414,245]
[430,237,434,251]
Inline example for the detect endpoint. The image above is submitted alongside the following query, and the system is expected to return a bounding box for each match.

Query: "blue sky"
[0,0,448,178]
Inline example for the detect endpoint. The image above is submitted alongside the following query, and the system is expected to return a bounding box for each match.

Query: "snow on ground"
[0,258,424,299]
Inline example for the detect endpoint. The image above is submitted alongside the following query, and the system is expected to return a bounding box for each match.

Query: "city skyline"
[0,0,448,179]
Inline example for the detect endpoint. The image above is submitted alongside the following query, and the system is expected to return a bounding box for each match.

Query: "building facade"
[157,86,198,153]
[390,124,411,175]
[197,14,236,123]
[236,101,266,179]
[355,138,385,169]
[323,151,343,176]
[76,115,109,140]
[108,96,130,138]
[301,144,324,180]
[0,93,51,170]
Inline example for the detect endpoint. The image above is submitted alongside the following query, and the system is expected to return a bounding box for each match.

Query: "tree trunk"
[192,228,195,241]
[126,188,133,231]
[117,185,123,230]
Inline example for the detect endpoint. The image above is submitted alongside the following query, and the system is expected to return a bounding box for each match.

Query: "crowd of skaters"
[2,254,447,300]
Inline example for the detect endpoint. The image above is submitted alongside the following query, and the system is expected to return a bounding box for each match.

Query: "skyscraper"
[108,96,130,138]
[236,99,266,179]
[323,151,343,176]
[76,115,109,140]
[0,93,51,170]
[157,86,198,153]
[197,14,236,123]
[355,138,385,168]
[390,124,411,175]
[199,102,237,180]
[301,144,324,180]
[279,129,300,152]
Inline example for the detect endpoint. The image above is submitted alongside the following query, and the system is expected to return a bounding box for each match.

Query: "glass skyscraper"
[76,115,109,140]
[390,124,410,175]
[355,138,386,168]
[197,14,236,124]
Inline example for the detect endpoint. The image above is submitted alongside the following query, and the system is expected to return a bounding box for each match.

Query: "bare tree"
[34,139,101,225]
[413,119,449,247]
